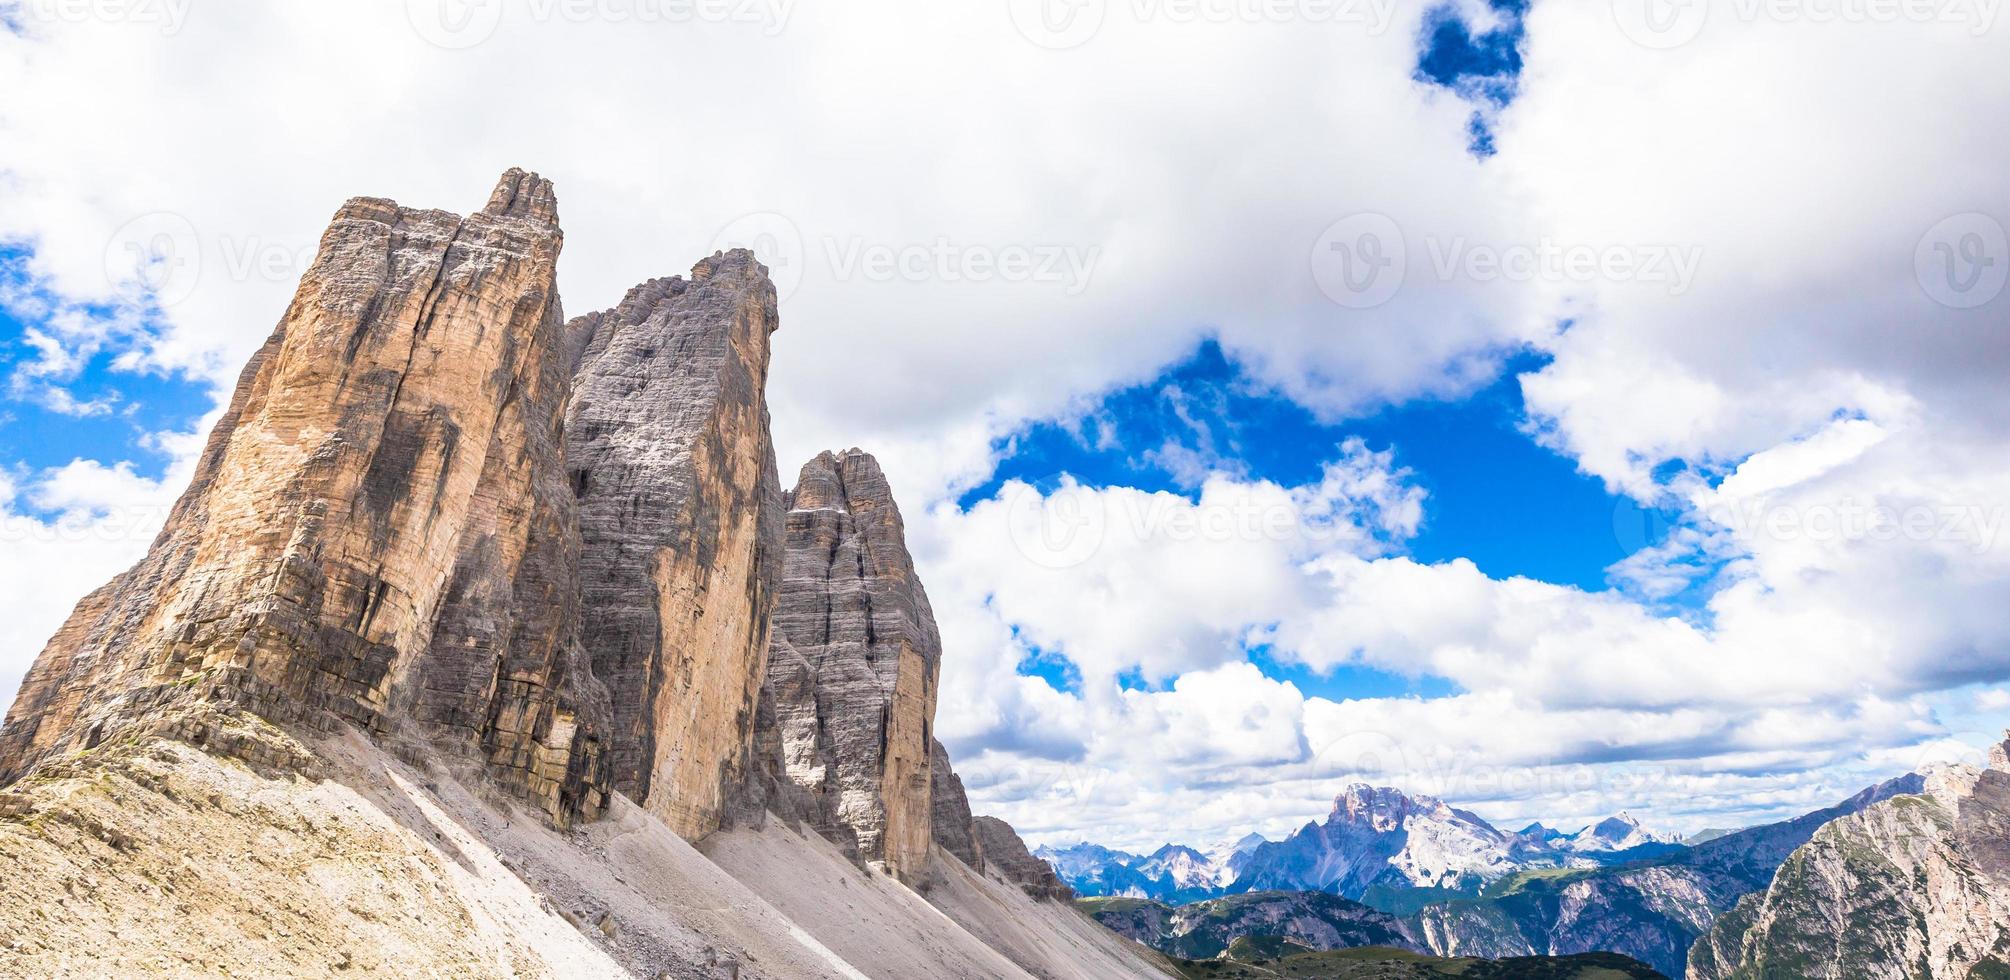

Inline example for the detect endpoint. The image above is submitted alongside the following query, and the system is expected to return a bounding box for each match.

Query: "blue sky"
[0,246,214,510]
[963,338,1648,702]
[3,0,2005,850]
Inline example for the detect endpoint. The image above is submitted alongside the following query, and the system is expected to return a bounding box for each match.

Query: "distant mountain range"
[1065,774,1929,977]
[1037,783,1683,905]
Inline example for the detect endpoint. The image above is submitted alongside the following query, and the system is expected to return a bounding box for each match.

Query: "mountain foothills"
[0,171,1166,980]
[1062,765,2010,978]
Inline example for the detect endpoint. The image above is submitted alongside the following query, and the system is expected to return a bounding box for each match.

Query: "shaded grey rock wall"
[755,449,942,882]
[564,251,783,840]
[975,815,1074,900]
[930,738,985,873]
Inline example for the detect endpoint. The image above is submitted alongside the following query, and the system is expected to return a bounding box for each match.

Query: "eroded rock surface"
[976,815,1074,900]
[756,449,941,881]
[1690,737,2010,980]
[930,738,985,873]
[565,253,783,840]
[0,170,610,825]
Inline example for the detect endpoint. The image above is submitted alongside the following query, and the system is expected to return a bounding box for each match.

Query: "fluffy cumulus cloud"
[1,0,2007,848]
[0,426,207,705]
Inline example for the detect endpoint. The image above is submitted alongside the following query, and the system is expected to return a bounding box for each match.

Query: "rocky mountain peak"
[750,447,943,883]
[0,168,606,825]
[482,166,561,226]
[564,242,783,839]
[1331,783,1428,830]
[0,169,1150,979]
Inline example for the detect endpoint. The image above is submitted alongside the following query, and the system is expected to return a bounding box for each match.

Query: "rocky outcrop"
[1690,739,2010,980]
[976,815,1074,900]
[0,170,610,826]
[930,738,985,872]
[565,253,782,840]
[756,449,941,882]
[0,169,1186,980]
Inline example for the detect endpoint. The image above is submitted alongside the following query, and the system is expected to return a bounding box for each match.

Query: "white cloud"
[0,0,2005,848]
[0,426,207,713]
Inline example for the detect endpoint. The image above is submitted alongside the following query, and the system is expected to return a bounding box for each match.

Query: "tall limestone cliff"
[564,252,783,840]
[1690,736,2010,980]
[0,170,611,825]
[756,449,942,882]
[930,737,986,872]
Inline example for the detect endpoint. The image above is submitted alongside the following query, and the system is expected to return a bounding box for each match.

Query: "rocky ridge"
[1689,737,2010,979]
[0,170,610,826]
[750,449,942,883]
[565,255,783,840]
[0,171,1160,980]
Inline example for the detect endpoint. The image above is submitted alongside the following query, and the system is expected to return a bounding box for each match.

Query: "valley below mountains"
[1059,763,2010,979]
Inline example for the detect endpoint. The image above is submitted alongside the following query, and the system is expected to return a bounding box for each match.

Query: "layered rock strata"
[565,253,782,840]
[1690,736,2010,980]
[756,449,942,882]
[930,738,985,872]
[0,170,610,825]
[975,815,1075,900]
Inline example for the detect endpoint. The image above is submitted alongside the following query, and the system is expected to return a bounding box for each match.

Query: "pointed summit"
[482,167,561,226]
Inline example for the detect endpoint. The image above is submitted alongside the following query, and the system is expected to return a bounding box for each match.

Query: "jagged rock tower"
[758,449,943,882]
[0,170,611,824]
[565,254,783,840]
[0,167,1070,904]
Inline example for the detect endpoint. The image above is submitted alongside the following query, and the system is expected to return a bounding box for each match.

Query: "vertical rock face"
[1690,737,2010,980]
[759,449,941,882]
[974,816,1074,900]
[0,170,611,825]
[930,738,985,872]
[564,252,782,841]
